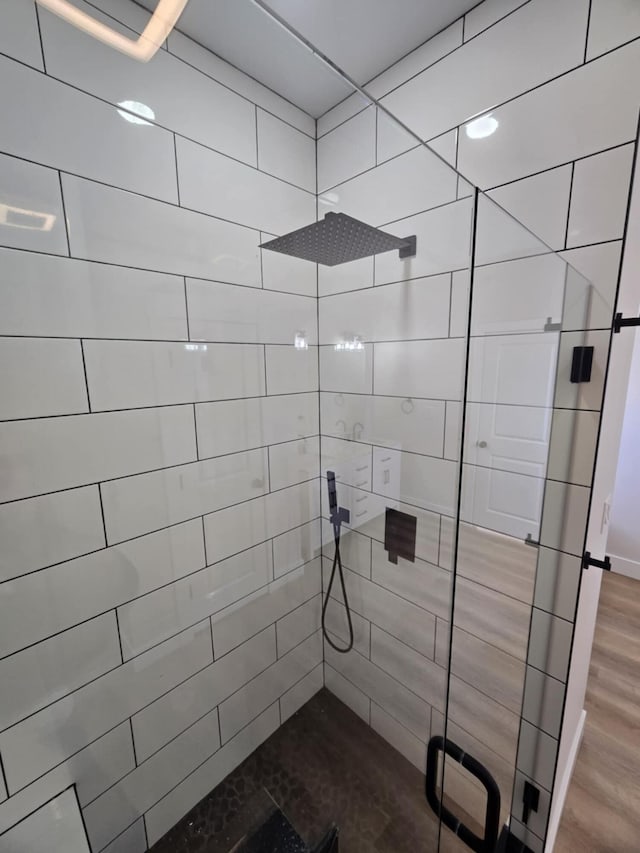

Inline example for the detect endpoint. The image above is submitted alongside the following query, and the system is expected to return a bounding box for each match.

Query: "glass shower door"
[436,191,605,853]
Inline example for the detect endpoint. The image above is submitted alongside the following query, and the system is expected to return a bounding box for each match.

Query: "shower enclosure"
[0,1,631,852]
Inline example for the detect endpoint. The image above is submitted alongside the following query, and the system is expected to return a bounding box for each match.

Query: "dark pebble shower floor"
[149,688,441,853]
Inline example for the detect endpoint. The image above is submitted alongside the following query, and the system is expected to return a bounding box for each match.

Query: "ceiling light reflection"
[334,336,364,352]
[117,100,155,125]
[465,114,499,139]
[0,203,56,231]
[35,0,188,63]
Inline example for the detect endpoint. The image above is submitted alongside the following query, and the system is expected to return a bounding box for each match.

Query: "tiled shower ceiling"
[134,0,481,115]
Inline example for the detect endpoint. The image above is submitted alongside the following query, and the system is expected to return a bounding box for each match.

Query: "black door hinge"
[613,313,640,332]
[582,551,612,571]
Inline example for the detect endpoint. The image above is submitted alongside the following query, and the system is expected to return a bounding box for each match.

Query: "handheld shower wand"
[322,471,354,654]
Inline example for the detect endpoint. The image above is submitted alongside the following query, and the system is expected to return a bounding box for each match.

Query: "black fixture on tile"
[322,471,354,654]
[613,312,640,332]
[259,212,417,266]
[384,508,416,564]
[570,345,594,383]
[521,780,540,825]
[581,550,612,571]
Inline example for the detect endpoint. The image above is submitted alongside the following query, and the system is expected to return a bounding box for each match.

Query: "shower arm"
[35,0,189,62]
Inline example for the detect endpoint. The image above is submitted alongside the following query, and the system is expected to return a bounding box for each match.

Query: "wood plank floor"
[555,571,640,853]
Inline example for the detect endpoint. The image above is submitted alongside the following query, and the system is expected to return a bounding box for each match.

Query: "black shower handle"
[327,470,338,512]
[426,736,501,853]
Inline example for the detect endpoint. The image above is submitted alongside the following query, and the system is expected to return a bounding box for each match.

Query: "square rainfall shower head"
[260,212,416,267]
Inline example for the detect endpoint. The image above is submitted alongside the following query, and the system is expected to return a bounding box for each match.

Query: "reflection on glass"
[0,203,56,231]
[334,336,364,351]
[117,100,156,125]
[465,113,499,139]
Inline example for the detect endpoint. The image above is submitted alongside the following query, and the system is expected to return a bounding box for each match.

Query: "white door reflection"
[463,332,560,540]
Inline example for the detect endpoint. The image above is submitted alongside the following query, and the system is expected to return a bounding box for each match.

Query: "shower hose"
[321,472,354,654]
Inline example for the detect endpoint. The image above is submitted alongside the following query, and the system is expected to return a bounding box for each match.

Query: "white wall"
[0,1,323,850]
[609,329,640,578]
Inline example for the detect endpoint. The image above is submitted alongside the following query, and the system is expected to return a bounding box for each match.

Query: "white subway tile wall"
[0,1,322,848]
[0,0,636,849]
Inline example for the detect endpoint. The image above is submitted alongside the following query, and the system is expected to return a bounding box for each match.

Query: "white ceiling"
[141,0,480,117]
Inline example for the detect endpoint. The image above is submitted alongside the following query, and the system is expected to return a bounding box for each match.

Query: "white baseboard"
[545,709,587,852]
[610,553,640,580]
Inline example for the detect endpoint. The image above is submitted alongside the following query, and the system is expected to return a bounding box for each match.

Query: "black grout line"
[114,608,125,664]
[374,33,640,158]
[1,479,322,558]
[0,242,315,301]
[129,717,139,768]
[0,332,317,347]
[254,105,260,168]
[201,515,208,566]
[0,441,322,510]
[173,133,181,206]
[0,388,318,421]
[97,483,109,547]
[56,170,71,257]
[72,783,94,853]
[1,614,318,801]
[192,404,200,461]
[142,814,150,852]
[374,105,379,165]
[0,37,316,192]
[263,343,269,396]
[584,0,593,64]
[209,617,215,662]
[258,232,265,288]
[85,629,322,811]
[0,187,623,298]
[32,1,46,73]
[486,140,634,193]
[79,339,91,413]
[0,541,321,663]
[0,143,313,242]
[564,161,576,249]
[0,751,9,800]
[326,626,552,748]
[183,277,191,340]
[0,784,83,840]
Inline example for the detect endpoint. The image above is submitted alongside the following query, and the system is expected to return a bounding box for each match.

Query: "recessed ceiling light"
[35,0,189,62]
[465,114,499,140]
[117,101,156,125]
